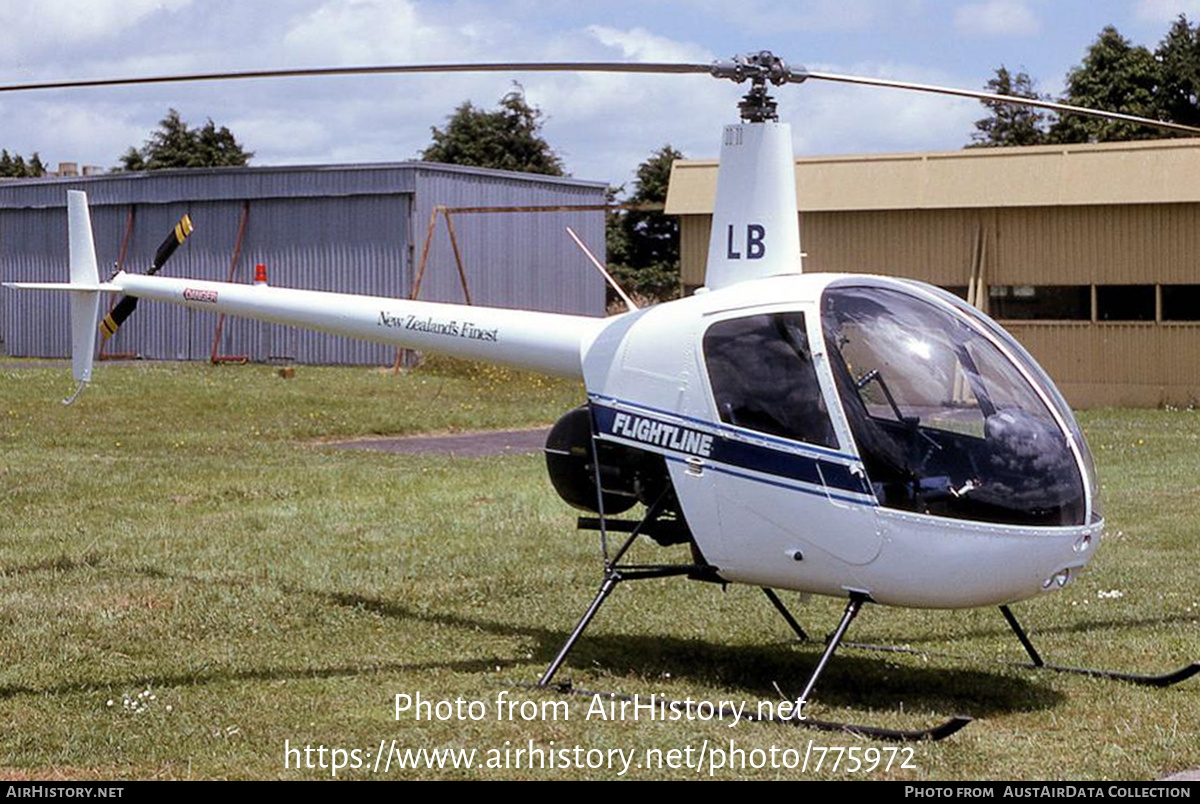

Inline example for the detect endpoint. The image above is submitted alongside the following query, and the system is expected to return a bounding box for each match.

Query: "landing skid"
[536,502,970,740]
[998,604,1199,687]
[536,418,969,741]
[762,590,1199,689]
[840,640,1200,688]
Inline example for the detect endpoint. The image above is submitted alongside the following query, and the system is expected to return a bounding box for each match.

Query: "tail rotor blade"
[100,213,194,340]
[151,214,193,274]
[99,295,139,340]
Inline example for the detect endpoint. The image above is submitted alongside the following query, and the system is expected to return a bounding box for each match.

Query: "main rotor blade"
[5,52,1197,136]
[797,69,1200,136]
[0,62,712,94]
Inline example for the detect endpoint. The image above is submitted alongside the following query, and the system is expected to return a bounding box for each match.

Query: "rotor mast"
[702,52,806,292]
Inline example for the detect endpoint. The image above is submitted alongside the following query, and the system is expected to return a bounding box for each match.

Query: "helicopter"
[4,51,1199,740]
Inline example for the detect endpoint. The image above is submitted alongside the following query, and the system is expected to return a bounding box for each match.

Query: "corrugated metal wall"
[994,204,1200,285]
[411,167,607,315]
[801,209,991,287]
[0,164,606,365]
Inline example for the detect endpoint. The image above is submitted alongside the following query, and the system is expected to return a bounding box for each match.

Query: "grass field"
[0,358,1197,780]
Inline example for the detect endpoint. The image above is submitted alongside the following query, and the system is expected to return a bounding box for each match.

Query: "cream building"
[666,138,1200,408]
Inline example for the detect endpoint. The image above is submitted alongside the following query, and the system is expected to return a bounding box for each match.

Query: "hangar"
[0,162,607,365]
[667,138,1200,408]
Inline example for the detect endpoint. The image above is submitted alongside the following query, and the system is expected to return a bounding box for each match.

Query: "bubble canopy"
[820,283,1096,527]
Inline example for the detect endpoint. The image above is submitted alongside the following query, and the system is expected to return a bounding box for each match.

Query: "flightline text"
[608,412,714,458]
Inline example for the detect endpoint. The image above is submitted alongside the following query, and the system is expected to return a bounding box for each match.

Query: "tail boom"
[112,273,603,379]
[3,189,605,390]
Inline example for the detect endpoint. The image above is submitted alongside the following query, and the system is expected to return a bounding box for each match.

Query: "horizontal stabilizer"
[3,281,121,291]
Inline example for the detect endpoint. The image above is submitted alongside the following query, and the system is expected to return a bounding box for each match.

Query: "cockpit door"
[693,310,882,590]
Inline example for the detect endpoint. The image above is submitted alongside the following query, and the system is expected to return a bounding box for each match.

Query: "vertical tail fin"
[703,121,803,291]
[65,190,101,401]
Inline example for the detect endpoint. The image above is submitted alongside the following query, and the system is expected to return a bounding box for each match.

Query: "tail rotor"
[1,191,193,404]
[99,213,193,340]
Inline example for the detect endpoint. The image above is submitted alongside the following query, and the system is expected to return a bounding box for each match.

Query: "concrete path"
[327,427,550,457]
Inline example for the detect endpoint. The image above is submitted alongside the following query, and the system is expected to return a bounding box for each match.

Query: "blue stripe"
[591,401,873,499]
[663,455,876,507]
[588,392,858,462]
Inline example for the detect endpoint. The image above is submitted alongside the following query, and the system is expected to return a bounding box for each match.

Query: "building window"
[1162,285,1200,322]
[1096,285,1156,322]
[989,285,1090,320]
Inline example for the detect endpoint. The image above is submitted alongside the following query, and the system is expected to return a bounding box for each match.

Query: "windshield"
[922,284,1101,520]
[821,284,1087,527]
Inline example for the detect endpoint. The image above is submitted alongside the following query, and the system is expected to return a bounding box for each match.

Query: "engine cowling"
[543,407,691,546]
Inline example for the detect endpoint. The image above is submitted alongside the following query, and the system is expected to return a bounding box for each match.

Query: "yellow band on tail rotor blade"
[175,214,194,243]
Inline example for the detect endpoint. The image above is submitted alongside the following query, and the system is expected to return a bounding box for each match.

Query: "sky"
[2,0,1199,187]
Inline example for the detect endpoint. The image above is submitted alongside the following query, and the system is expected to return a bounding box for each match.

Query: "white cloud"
[0,0,193,61]
[794,61,981,156]
[0,99,150,169]
[513,27,724,182]
[690,0,918,34]
[280,0,527,64]
[283,0,452,62]
[1133,0,1200,24]
[586,25,711,63]
[953,1,1041,37]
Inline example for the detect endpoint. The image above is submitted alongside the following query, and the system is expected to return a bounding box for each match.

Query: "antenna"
[566,226,638,312]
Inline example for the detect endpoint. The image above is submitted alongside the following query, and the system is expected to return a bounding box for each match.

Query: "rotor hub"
[711,50,807,123]
[710,50,800,85]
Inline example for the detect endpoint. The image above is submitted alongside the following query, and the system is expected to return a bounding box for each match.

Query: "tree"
[971,21,1200,147]
[969,66,1050,147]
[421,87,564,176]
[1154,14,1200,129]
[119,109,252,171]
[607,145,683,303]
[0,150,46,178]
[1049,26,1162,143]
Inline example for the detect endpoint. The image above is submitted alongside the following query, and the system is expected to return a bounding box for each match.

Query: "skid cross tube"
[781,593,972,739]
[794,592,865,711]
[999,604,1045,667]
[538,570,620,688]
[762,587,810,642]
[536,563,700,688]
[538,470,704,688]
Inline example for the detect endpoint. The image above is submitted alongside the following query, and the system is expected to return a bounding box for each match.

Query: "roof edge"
[666,138,1200,213]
